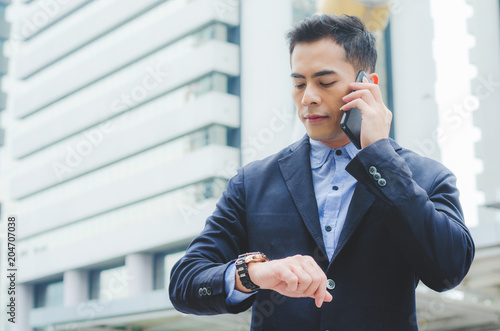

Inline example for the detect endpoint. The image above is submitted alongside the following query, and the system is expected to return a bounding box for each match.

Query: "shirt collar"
[309,137,361,169]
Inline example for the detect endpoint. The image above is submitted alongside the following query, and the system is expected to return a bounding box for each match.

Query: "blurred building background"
[0,0,498,330]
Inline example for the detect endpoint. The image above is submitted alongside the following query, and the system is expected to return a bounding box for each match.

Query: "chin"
[307,130,345,144]
[307,134,330,143]
[306,129,331,140]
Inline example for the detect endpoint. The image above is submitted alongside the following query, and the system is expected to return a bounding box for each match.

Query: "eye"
[294,84,305,89]
[320,81,335,87]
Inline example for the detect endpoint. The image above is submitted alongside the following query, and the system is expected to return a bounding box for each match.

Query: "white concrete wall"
[240,0,296,165]
[467,0,500,245]
[390,0,441,161]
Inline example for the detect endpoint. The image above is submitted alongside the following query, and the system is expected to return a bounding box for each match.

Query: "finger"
[280,269,299,292]
[314,286,333,307]
[342,89,376,105]
[292,266,313,294]
[300,262,327,307]
[350,81,384,103]
[275,282,304,298]
[340,98,368,112]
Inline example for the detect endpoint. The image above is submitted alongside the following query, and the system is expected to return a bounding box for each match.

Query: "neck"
[319,136,351,149]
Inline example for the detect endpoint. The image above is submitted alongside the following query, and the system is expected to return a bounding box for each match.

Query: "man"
[169,14,475,330]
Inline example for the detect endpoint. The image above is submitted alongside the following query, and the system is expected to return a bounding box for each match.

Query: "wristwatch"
[235,252,269,291]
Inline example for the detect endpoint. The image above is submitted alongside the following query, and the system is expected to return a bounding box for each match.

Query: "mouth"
[305,114,329,124]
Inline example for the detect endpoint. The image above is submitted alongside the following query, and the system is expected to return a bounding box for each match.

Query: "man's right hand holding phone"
[340,72,393,149]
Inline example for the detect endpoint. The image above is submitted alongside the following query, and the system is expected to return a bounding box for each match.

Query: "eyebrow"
[290,70,337,79]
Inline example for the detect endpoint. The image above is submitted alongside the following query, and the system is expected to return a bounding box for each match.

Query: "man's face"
[290,38,357,148]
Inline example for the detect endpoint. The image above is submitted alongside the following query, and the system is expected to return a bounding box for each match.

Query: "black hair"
[286,14,377,73]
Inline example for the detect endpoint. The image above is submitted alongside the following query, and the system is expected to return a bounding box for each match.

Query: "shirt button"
[332,186,339,191]
[325,225,332,232]
[326,279,336,290]
[335,149,342,155]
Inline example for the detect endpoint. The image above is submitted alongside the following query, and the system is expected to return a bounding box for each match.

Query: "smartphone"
[340,71,372,149]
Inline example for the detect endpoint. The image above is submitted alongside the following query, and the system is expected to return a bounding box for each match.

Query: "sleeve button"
[373,172,381,180]
[369,166,377,174]
[378,178,387,187]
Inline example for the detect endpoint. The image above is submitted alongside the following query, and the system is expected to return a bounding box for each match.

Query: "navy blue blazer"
[169,135,475,330]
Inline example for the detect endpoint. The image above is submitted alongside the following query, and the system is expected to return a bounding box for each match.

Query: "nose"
[301,85,321,107]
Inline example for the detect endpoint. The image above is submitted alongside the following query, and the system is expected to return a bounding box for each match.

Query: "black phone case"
[340,71,372,149]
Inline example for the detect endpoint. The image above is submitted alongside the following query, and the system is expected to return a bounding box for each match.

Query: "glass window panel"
[208,124,229,146]
[45,281,64,307]
[34,280,63,308]
[154,254,166,290]
[154,250,186,290]
[89,264,127,302]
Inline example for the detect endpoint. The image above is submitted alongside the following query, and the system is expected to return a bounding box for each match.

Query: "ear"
[368,73,379,85]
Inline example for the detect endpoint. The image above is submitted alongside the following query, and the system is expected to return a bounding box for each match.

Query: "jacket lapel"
[328,139,401,265]
[277,136,399,265]
[329,183,375,266]
[278,135,328,260]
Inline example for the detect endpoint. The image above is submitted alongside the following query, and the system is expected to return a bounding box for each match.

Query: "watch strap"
[235,252,268,291]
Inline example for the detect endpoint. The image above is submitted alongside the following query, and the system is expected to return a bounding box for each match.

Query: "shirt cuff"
[225,262,256,306]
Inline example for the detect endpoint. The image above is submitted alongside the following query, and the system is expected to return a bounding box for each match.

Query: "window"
[154,250,186,290]
[34,279,63,308]
[89,264,128,302]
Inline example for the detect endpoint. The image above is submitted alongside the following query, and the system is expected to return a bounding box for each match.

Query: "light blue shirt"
[224,139,360,305]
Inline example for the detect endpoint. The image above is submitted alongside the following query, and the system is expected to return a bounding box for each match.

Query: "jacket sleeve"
[346,139,475,292]
[168,168,256,315]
